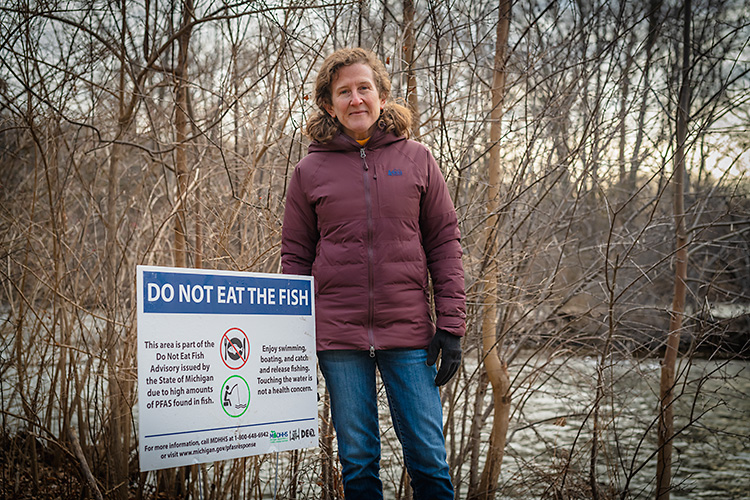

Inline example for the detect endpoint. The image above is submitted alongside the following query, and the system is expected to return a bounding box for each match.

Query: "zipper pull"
[369,345,375,358]
[361,148,376,178]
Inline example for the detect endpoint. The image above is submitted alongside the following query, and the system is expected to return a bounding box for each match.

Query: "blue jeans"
[318,349,454,500]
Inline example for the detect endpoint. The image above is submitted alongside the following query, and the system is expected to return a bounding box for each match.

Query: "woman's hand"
[426,328,462,386]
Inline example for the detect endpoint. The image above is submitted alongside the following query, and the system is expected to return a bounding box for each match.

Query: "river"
[473,356,750,499]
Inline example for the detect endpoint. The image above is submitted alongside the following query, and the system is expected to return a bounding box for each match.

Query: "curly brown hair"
[306,47,412,143]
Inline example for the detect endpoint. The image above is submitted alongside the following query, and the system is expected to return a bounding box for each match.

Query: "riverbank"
[3,357,748,499]
[1,432,86,500]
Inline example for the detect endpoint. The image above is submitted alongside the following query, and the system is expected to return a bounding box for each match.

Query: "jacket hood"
[308,127,406,154]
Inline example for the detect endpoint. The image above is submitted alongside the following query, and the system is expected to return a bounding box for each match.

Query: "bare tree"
[403,0,420,137]
[471,0,512,499]
[657,0,692,498]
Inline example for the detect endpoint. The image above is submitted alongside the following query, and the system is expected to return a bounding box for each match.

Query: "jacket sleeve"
[419,149,466,336]
[281,164,318,276]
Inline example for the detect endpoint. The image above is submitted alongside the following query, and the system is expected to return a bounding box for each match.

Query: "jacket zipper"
[361,147,376,358]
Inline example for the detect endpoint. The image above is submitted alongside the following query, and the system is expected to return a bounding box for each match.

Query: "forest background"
[1,0,749,499]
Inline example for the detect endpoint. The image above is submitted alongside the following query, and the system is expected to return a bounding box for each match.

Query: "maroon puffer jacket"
[281,128,465,352]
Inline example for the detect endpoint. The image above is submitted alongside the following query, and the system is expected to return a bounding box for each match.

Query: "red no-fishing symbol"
[220,327,250,370]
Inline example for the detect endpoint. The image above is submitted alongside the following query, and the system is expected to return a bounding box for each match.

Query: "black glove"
[426,328,462,386]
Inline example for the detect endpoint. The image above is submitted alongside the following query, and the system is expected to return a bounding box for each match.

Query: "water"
[479,356,750,500]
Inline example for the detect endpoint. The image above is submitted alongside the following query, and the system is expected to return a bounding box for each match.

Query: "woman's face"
[325,63,386,141]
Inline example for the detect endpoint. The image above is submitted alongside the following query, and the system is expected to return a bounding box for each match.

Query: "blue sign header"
[142,269,312,316]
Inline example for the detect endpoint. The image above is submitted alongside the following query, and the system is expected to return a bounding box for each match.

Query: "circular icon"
[221,375,250,418]
[221,327,250,369]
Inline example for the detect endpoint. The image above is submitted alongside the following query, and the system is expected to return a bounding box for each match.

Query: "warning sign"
[221,328,250,369]
[136,265,317,472]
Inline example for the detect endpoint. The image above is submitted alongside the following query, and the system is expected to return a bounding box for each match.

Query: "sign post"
[137,265,317,471]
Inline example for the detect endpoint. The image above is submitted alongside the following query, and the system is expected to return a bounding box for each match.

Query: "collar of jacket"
[308,126,405,154]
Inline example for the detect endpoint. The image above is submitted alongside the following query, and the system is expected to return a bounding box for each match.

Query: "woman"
[281,47,465,499]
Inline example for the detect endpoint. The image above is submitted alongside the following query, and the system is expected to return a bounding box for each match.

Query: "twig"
[67,427,104,500]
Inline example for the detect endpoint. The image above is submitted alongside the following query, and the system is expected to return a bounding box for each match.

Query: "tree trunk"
[629,0,662,192]
[104,3,130,499]
[656,0,690,498]
[403,0,420,137]
[320,390,338,500]
[470,1,511,499]
[174,0,194,268]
